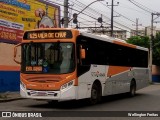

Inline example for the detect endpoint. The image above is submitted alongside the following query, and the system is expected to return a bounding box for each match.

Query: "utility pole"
[150,12,160,82]
[150,13,160,74]
[136,18,139,36]
[150,13,154,78]
[132,18,142,36]
[107,0,119,37]
[64,0,69,28]
[95,21,97,31]
[111,0,114,37]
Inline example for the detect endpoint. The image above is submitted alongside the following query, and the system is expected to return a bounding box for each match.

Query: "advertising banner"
[0,0,60,43]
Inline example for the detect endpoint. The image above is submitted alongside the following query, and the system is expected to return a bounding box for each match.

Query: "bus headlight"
[61,80,74,90]
[20,81,26,89]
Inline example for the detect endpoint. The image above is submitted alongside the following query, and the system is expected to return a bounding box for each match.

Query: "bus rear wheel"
[129,80,136,97]
[90,83,101,105]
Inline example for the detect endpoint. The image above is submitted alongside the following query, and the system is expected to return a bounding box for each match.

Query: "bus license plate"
[37,92,47,96]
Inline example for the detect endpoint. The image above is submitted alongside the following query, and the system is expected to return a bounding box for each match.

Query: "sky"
[51,0,160,31]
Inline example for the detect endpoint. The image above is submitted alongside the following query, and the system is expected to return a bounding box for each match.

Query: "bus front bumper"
[20,84,77,101]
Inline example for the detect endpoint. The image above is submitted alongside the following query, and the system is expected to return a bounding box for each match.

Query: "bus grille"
[27,90,58,97]
[26,79,59,83]
[22,74,61,83]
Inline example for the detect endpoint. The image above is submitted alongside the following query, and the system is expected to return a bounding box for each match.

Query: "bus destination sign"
[23,30,73,40]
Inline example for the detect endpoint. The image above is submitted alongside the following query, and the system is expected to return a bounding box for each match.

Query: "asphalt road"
[0,84,160,120]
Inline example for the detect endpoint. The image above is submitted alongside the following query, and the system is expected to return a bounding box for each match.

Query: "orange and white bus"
[14,28,150,104]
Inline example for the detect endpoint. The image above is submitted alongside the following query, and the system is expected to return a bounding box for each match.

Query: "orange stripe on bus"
[0,65,20,71]
[114,40,136,48]
[107,66,131,77]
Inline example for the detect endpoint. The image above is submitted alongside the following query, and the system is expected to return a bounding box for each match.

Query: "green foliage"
[153,33,160,66]
[126,34,160,66]
[127,36,149,48]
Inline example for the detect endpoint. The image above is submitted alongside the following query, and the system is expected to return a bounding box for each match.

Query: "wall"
[0,43,20,92]
[0,71,20,92]
[152,65,160,83]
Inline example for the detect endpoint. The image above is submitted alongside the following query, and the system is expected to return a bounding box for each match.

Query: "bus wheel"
[90,83,101,105]
[129,80,136,97]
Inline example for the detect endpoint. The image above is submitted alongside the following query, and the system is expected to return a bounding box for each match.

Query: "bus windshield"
[21,42,75,74]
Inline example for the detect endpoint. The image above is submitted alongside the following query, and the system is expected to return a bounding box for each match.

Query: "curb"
[0,92,25,103]
[0,97,25,103]
[151,82,160,85]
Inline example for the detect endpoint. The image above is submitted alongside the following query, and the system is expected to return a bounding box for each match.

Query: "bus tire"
[89,82,101,105]
[129,80,136,97]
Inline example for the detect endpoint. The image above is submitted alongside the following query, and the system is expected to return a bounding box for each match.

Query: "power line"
[49,0,132,30]
[131,0,157,13]
[73,1,141,38]
[100,2,136,23]
[72,0,133,30]
[117,1,149,16]
[70,0,110,20]
[101,1,150,30]
[127,0,155,13]
[47,0,136,35]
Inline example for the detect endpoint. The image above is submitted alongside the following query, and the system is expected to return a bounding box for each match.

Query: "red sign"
[0,26,23,43]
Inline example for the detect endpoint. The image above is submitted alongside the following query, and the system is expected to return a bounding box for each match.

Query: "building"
[130,26,160,37]
[112,30,127,40]
[88,28,127,40]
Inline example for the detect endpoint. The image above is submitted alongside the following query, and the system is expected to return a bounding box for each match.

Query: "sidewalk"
[0,92,24,102]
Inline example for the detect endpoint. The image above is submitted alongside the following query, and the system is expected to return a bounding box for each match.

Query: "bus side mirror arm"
[14,43,21,64]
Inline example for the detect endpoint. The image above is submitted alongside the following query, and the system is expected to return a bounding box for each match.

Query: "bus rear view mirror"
[80,48,86,59]
[14,43,21,64]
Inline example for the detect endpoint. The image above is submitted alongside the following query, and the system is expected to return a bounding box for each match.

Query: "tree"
[127,36,149,48]
[126,35,160,66]
[152,33,160,66]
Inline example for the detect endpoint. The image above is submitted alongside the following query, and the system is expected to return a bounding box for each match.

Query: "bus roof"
[23,28,148,51]
[79,31,148,52]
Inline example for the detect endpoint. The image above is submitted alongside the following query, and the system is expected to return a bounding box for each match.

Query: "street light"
[68,0,104,23]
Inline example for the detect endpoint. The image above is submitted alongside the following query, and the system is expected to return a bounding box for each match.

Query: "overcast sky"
[52,0,160,30]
